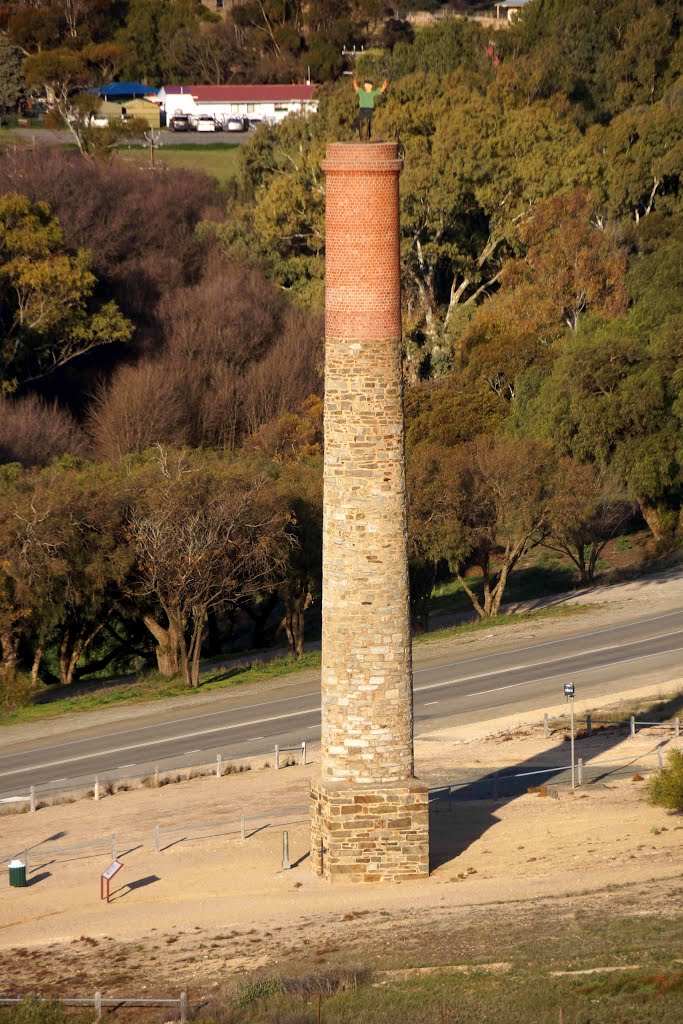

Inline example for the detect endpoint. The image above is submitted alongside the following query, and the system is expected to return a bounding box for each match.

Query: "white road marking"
[423,701,439,706]
[417,609,683,675]
[414,630,683,696]
[458,643,683,699]
[3,612,682,783]
[0,707,322,779]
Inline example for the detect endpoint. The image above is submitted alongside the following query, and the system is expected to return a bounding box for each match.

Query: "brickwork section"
[323,143,402,343]
[310,778,429,882]
[311,141,429,881]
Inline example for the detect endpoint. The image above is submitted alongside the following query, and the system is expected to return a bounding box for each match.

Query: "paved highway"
[1,607,682,799]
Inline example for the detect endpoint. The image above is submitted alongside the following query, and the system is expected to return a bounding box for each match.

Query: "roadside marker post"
[282,831,291,870]
[564,682,576,790]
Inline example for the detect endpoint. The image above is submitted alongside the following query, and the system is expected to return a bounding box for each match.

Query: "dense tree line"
[0,0,422,100]
[1,0,682,704]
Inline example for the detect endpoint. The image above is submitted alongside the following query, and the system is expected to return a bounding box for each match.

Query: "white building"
[157,84,318,126]
[495,0,532,22]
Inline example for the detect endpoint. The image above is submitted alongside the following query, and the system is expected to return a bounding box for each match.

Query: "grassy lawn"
[115,142,241,183]
[0,604,590,727]
[205,912,683,1024]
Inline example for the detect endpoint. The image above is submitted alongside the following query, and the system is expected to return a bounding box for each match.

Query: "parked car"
[196,115,217,132]
[226,116,247,132]
[88,113,109,128]
[169,115,192,132]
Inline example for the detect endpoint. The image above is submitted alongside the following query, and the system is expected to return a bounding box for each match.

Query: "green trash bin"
[9,859,27,888]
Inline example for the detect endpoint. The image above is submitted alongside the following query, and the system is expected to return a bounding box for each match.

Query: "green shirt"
[357,87,382,110]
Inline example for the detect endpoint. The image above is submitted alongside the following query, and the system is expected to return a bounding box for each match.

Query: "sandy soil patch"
[0,681,681,1000]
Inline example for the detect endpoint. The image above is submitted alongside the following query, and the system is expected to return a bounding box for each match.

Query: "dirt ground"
[1,678,681,1007]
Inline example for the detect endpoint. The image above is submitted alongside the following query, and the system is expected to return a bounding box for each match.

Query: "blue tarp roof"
[92,82,159,98]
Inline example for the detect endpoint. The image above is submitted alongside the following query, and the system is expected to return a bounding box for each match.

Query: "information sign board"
[100,860,124,903]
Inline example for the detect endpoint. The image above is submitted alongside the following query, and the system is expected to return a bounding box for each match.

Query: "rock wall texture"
[311,142,429,882]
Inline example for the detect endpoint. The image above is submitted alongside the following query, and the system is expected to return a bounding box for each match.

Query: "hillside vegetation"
[0,0,681,709]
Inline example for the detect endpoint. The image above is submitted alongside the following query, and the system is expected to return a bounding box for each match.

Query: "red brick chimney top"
[322,141,403,174]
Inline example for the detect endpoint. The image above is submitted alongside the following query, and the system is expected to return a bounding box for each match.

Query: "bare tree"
[0,393,87,466]
[88,360,190,460]
[408,435,561,619]
[546,462,633,584]
[130,451,291,687]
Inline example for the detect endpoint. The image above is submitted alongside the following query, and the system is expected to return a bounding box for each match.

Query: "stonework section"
[311,142,429,882]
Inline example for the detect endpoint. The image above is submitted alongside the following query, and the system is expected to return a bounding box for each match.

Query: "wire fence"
[0,741,309,812]
[0,993,189,1022]
[543,712,680,739]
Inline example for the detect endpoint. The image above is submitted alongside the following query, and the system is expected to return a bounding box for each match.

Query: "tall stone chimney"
[310,142,430,882]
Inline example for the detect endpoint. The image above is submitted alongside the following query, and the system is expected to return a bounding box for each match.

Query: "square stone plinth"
[310,777,429,882]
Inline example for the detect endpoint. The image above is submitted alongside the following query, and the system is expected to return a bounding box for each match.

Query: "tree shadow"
[428,688,682,872]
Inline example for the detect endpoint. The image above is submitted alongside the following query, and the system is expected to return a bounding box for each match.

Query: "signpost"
[100,860,124,904]
[564,682,576,790]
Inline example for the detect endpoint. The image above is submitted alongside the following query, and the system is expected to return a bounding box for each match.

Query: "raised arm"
[381,79,388,92]
[353,78,359,91]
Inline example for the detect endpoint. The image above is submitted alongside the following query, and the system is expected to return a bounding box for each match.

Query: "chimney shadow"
[427,689,682,872]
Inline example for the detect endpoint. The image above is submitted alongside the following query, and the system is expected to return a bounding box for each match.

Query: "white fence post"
[29,785,35,813]
[275,744,280,770]
[630,715,636,738]
[180,991,188,1024]
[94,992,102,1021]
[282,831,291,870]
[94,775,100,801]
[216,753,222,778]
[154,766,160,788]
[154,825,160,854]
[577,757,583,787]
[657,747,664,769]
[543,713,549,738]
[301,741,306,766]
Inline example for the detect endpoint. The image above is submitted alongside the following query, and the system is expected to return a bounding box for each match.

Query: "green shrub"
[0,996,93,1024]
[648,750,683,811]
[0,669,34,716]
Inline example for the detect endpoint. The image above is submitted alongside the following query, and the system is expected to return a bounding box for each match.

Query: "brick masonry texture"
[311,141,430,882]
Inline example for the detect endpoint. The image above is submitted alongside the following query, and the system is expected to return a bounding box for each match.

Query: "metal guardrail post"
[216,753,222,778]
[577,757,583,787]
[282,831,291,870]
[586,713,592,737]
[240,813,245,843]
[543,713,549,738]
[180,991,188,1024]
[154,825,160,854]
[94,992,102,1021]
[630,715,636,738]
[94,776,100,801]
[301,741,306,766]
[30,785,35,813]
[275,745,280,770]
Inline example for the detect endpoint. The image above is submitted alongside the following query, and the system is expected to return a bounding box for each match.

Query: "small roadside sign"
[100,860,124,903]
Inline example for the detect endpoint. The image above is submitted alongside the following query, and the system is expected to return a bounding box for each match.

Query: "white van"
[196,115,217,132]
